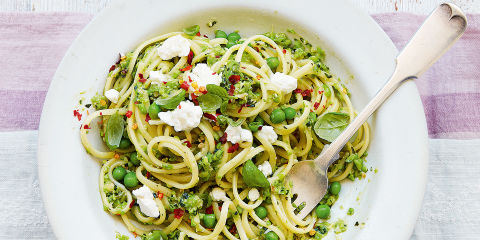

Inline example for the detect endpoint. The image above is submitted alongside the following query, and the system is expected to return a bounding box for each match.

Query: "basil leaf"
[220,101,228,114]
[241,160,270,188]
[155,89,185,110]
[105,113,125,150]
[206,84,228,99]
[183,25,200,36]
[197,93,222,112]
[313,112,350,142]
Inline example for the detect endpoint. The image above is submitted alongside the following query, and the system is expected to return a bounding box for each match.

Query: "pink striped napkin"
[0,12,478,138]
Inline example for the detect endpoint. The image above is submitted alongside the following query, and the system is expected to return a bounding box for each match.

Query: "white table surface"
[1,1,479,240]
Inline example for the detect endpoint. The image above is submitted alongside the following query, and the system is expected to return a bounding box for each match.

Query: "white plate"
[38,0,429,239]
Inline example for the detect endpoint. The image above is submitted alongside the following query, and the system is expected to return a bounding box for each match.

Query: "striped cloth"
[0,13,478,240]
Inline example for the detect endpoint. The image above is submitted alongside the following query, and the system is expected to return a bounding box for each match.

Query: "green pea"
[215,30,227,39]
[361,164,368,173]
[283,107,296,120]
[130,152,140,166]
[123,172,138,188]
[119,138,132,149]
[202,214,217,228]
[112,167,127,182]
[265,231,279,240]
[315,204,330,219]
[329,182,341,195]
[248,122,262,132]
[148,103,161,119]
[254,206,268,219]
[145,230,167,240]
[270,109,286,124]
[137,103,148,114]
[266,57,280,70]
[226,40,237,48]
[353,158,363,171]
[183,25,200,36]
[254,116,264,125]
[227,32,241,42]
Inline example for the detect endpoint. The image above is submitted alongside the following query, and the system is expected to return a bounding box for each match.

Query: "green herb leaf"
[206,84,228,99]
[155,89,185,109]
[220,101,228,114]
[197,93,222,112]
[314,112,350,142]
[105,113,125,150]
[242,160,270,188]
[227,117,244,127]
[183,25,200,36]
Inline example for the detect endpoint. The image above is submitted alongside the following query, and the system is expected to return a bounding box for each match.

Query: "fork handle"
[315,3,467,169]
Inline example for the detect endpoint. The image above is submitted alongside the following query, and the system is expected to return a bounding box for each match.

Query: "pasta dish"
[79,24,370,240]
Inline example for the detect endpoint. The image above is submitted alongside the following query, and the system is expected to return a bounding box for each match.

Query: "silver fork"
[287,3,467,219]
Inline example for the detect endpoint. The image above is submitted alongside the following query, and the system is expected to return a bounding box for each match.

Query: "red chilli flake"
[294,89,303,94]
[73,110,82,121]
[314,102,320,110]
[146,171,151,178]
[318,90,324,94]
[83,124,91,129]
[129,200,135,208]
[229,224,237,234]
[228,85,235,96]
[219,132,228,144]
[203,113,217,121]
[109,65,116,72]
[157,192,164,200]
[302,89,313,97]
[184,140,192,148]
[205,206,213,214]
[203,34,208,38]
[196,32,201,36]
[178,104,182,109]
[145,114,151,122]
[174,208,185,219]
[187,50,194,65]
[282,49,287,54]
[258,126,263,130]
[180,81,190,91]
[228,143,240,153]
[180,65,192,72]
[138,73,144,79]
[238,104,246,113]
[228,75,241,84]
[125,111,133,118]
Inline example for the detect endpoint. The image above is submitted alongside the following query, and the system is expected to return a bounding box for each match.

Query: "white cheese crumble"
[158,101,203,132]
[149,70,168,84]
[187,63,222,91]
[257,161,273,177]
[257,126,278,144]
[248,188,260,202]
[132,185,160,218]
[104,89,120,103]
[157,35,191,60]
[210,187,230,201]
[225,125,253,144]
[270,72,298,93]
